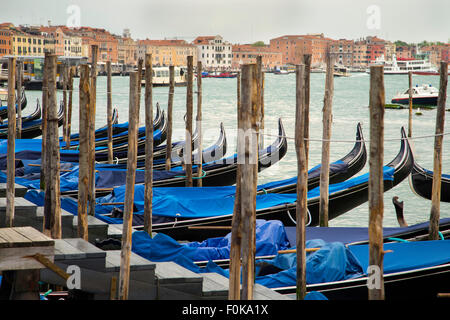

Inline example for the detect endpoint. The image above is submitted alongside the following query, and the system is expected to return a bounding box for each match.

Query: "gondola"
[0,100,63,139]
[60,108,119,143]
[260,122,367,194]
[0,99,41,129]
[63,104,166,150]
[409,161,450,202]
[116,126,412,241]
[0,90,27,119]
[54,124,228,197]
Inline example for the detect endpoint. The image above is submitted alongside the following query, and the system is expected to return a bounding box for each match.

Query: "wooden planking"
[104,250,155,272]
[0,228,33,248]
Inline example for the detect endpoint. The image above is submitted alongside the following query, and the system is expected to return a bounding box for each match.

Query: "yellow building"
[11,29,45,56]
[137,39,197,67]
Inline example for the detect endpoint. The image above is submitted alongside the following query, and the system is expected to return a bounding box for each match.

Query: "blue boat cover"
[94,166,394,220]
[132,219,290,263]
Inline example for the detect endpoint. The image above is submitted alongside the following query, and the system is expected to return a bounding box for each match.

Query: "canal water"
[23,71,450,228]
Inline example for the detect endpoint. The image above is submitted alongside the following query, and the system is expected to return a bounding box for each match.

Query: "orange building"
[70,27,119,63]
[231,44,282,70]
[0,26,12,57]
[330,39,354,67]
[269,33,333,67]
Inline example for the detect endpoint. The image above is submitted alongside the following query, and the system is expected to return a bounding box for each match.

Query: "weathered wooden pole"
[429,61,448,240]
[295,64,308,300]
[107,60,113,164]
[408,71,413,138]
[303,54,312,164]
[62,64,68,144]
[319,52,334,227]
[118,71,139,300]
[185,56,194,187]
[368,65,385,300]
[43,54,61,239]
[77,64,91,241]
[143,54,154,236]
[229,71,242,300]
[5,57,16,227]
[15,60,23,139]
[256,55,264,149]
[196,61,203,186]
[66,66,74,149]
[88,45,98,216]
[40,53,50,190]
[137,58,143,125]
[239,64,258,300]
[165,66,175,171]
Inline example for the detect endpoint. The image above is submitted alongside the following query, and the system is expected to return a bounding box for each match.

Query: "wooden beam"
[107,60,113,164]
[143,54,154,236]
[229,71,242,300]
[239,63,258,300]
[295,64,307,300]
[165,66,175,171]
[429,61,448,240]
[303,54,312,164]
[368,65,385,300]
[66,66,74,149]
[319,52,334,227]
[6,57,16,227]
[408,71,413,138]
[88,45,98,217]
[118,72,139,300]
[15,60,22,139]
[43,54,61,239]
[40,53,49,190]
[196,61,203,186]
[77,64,91,241]
[185,56,194,187]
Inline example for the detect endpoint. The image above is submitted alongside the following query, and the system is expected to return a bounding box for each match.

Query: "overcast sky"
[1,0,449,44]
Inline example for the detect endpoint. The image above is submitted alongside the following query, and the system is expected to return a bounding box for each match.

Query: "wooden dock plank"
[13,227,54,247]
[0,228,32,248]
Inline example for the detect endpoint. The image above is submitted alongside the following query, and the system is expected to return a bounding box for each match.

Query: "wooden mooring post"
[62,64,68,144]
[196,61,203,186]
[43,53,61,239]
[368,65,385,300]
[5,57,16,227]
[319,52,334,227]
[229,71,242,300]
[429,61,448,240]
[185,56,194,187]
[107,60,113,164]
[408,71,413,138]
[118,72,139,300]
[165,66,175,171]
[65,66,74,149]
[238,64,258,300]
[256,56,264,149]
[16,60,23,139]
[303,54,312,164]
[40,52,50,190]
[77,64,91,241]
[88,45,98,217]
[144,54,154,236]
[295,64,308,300]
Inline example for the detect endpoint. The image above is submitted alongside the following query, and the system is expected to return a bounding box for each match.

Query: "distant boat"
[391,84,439,106]
[334,65,351,77]
[274,69,289,75]
[366,54,437,75]
[202,72,237,78]
[140,66,187,87]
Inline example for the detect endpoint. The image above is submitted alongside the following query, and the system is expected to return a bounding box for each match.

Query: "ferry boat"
[140,66,187,87]
[201,71,237,78]
[391,84,439,106]
[334,64,351,77]
[366,55,437,75]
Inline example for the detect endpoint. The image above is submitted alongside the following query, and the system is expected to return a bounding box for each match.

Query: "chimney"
[48,20,51,27]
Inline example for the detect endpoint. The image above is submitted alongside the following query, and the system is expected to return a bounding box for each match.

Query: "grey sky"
[1,0,449,44]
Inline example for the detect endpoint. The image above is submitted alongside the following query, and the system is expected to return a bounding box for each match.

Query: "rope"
[261,132,450,143]
[174,169,206,179]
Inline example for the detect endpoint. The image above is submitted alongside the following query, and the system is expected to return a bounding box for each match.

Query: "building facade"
[231,44,282,70]
[330,39,354,67]
[137,39,197,67]
[193,35,232,70]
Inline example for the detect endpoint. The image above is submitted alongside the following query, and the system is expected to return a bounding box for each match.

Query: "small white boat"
[140,66,187,87]
[334,65,351,77]
[391,84,439,106]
